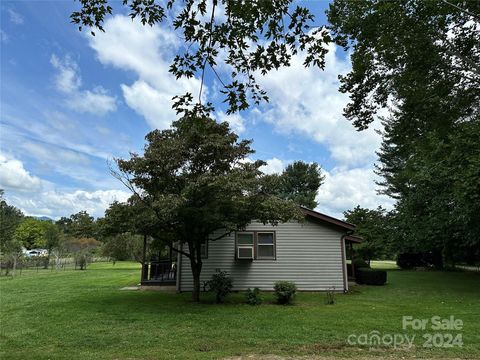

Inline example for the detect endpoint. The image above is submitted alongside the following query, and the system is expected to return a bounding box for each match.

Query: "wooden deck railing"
[141,260,176,285]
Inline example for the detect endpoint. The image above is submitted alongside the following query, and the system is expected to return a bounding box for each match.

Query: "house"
[141,207,362,292]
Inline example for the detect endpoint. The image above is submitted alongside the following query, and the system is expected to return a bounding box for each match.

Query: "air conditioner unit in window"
[237,246,254,260]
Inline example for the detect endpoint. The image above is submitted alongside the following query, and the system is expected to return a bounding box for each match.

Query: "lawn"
[1,262,479,360]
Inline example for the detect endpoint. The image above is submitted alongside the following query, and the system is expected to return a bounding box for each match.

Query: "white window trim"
[235,231,276,260]
[256,231,276,260]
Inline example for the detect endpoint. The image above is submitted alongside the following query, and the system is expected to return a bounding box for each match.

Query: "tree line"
[329,0,480,267]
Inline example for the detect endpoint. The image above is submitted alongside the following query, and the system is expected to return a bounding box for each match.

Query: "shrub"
[397,252,443,269]
[273,281,297,305]
[396,253,421,269]
[245,287,262,305]
[356,268,387,285]
[74,252,90,270]
[325,287,336,305]
[207,271,233,303]
[352,258,370,271]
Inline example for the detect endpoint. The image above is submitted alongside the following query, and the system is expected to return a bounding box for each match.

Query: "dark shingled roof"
[299,206,356,231]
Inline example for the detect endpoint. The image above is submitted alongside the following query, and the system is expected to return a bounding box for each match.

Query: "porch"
[140,260,177,286]
[344,234,363,281]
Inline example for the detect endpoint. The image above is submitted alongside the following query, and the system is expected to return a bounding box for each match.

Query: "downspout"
[340,235,348,292]
[176,242,182,293]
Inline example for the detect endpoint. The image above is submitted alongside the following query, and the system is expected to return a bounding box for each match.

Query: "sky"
[0,1,394,220]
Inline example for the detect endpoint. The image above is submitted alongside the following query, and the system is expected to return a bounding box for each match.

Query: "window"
[236,233,254,259]
[235,231,276,260]
[237,233,254,245]
[257,232,275,259]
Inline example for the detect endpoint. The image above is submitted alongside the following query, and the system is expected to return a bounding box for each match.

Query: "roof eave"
[299,206,356,231]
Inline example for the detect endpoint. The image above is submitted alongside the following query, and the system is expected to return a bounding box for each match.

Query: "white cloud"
[121,80,175,130]
[21,141,90,166]
[8,9,24,25]
[66,87,117,115]
[50,54,81,93]
[0,154,42,192]
[216,111,245,134]
[257,43,382,167]
[260,158,286,175]
[87,15,203,129]
[8,189,130,219]
[0,29,8,43]
[316,166,394,218]
[50,54,116,116]
[0,150,130,219]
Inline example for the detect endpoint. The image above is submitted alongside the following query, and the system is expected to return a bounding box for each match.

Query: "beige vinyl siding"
[178,219,346,292]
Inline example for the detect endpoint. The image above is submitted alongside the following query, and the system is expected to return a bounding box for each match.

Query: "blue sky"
[0,1,393,219]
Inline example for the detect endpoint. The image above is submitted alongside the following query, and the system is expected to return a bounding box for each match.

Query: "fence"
[0,256,111,276]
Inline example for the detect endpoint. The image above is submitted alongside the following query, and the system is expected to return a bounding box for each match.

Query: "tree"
[101,234,145,263]
[98,200,157,264]
[44,222,60,252]
[99,197,168,287]
[13,218,48,250]
[114,115,302,301]
[327,0,479,130]
[385,119,480,266]
[43,222,61,268]
[343,205,393,263]
[0,191,24,276]
[0,190,24,253]
[327,0,480,265]
[71,0,331,116]
[64,237,101,270]
[57,211,97,239]
[279,161,324,209]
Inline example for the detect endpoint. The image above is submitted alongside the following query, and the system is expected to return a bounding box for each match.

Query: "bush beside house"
[356,268,387,285]
[273,281,297,304]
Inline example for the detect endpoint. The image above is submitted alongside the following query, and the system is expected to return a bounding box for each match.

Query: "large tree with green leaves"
[114,115,301,301]
[279,161,324,209]
[13,218,49,250]
[98,199,159,264]
[327,0,479,130]
[56,211,97,239]
[344,205,393,263]
[0,190,24,252]
[262,161,325,209]
[0,191,24,275]
[327,0,480,265]
[71,0,330,115]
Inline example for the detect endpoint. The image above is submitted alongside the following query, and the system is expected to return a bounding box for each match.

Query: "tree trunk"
[12,255,17,277]
[191,263,201,302]
[141,234,147,282]
[187,240,204,302]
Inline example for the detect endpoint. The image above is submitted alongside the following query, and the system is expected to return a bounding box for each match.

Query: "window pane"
[258,233,274,244]
[238,247,253,258]
[237,233,254,245]
[258,245,274,258]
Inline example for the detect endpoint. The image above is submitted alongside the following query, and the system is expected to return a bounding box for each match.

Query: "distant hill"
[35,216,54,222]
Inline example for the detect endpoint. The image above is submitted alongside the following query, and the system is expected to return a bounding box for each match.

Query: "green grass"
[1,262,479,359]
[370,260,399,270]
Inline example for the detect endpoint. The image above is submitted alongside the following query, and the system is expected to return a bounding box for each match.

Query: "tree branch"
[442,0,480,20]
[170,244,191,259]
[199,0,217,105]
